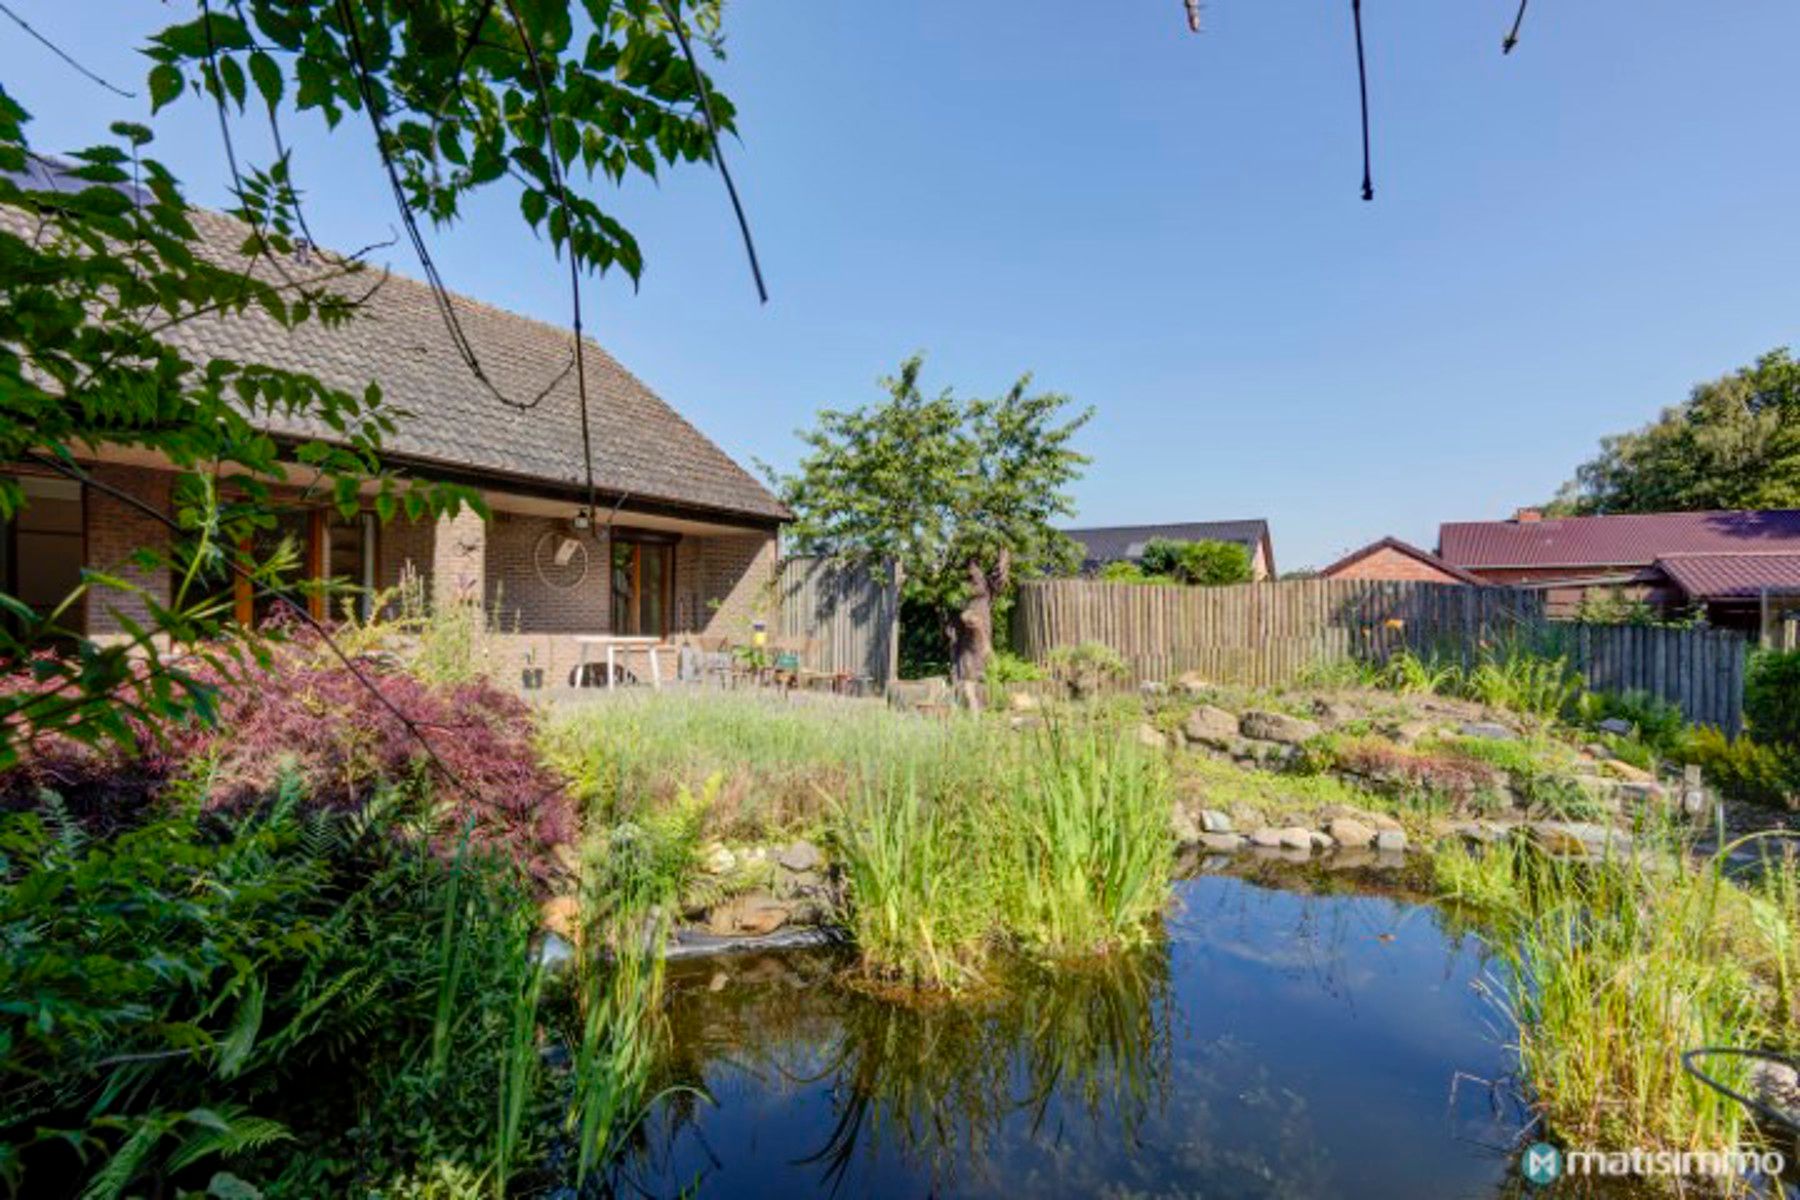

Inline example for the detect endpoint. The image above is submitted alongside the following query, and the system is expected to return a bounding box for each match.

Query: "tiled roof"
[3,158,788,523]
[1655,553,1800,602]
[1439,510,1800,569]
[1064,521,1272,570]
[1318,536,1486,585]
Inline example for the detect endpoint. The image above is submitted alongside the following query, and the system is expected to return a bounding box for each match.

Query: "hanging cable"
[0,1,136,98]
[1352,0,1374,201]
[1503,0,1530,54]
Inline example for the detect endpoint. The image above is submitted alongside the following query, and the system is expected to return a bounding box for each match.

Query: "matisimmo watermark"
[1522,1141,1787,1186]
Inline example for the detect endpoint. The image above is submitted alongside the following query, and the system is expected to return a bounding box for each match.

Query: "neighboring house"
[3,161,788,685]
[1318,536,1484,586]
[1063,521,1275,581]
[1437,508,1800,630]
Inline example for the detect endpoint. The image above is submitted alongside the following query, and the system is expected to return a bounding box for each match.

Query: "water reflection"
[631,871,1533,1199]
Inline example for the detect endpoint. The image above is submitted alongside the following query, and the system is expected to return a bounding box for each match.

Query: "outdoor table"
[573,635,671,690]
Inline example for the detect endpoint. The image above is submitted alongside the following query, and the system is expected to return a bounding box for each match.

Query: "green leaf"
[520,188,548,229]
[208,1174,263,1200]
[248,51,283,111]
[149,65,185,114]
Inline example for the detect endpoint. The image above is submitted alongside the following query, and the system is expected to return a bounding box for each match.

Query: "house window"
[1,475,86,636]
[235,508,378,626]
[610,533,675,638]
[324,511,378,620]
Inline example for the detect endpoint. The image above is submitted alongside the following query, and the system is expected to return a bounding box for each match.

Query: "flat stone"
[1199,832,1246,852]
[1375,828,1408,853]
[1614,781,1669,808]
[1183,704,1242,747]
[1452,821,1505,844]
[1200,808,1233,834]
[1309,830,1334,850]
[1137,723,1169,750]
[1600,759,1656,784]
[1277,826,1316,851]
[1313,698,1360,726]
[778,840,823,873]
[1240,710,1322,746]
[1248,827,1284,848]
[1529,821,1630,858]
[1596,717,1635,737]
[1327,848,1377,871]
[702,844,737,875]
[1459,721,1518,741]
[705,893,792,937]
[1326,817,1376,849]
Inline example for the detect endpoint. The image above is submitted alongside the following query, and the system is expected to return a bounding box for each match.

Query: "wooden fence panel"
[1012,578,1748,732]
[777,557,901,690]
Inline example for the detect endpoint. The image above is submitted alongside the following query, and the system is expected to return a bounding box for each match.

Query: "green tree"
[771,355,1091,686]
[0,0,736,762]
[1552,348,1800,514]
[1139,538,1252,585]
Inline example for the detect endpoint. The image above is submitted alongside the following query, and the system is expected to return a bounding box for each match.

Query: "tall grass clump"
[832,767,994,992]
[1438,835,1800,1167]
[994,732,1174,959]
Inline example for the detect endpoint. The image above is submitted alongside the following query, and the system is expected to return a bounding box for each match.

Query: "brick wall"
[696,531,777,640]
[377,516,437,597]
[84,464,173,638]
[1327,544,1469,585]
[484,513,612,634]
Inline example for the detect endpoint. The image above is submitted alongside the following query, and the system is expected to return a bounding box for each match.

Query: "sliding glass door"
[610,536,673,638]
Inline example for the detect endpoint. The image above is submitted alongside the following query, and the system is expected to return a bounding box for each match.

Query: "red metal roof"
[1438,509,1800,569]
[1655,553,1800,602]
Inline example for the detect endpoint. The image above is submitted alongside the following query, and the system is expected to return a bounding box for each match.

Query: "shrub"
[1047,642,1128,699]
[1139,538,1252,586]
[1575,689,1686,756]
[1680,726,1800,808]
[985,650,1047,683]
[1746,650,1800,747]
[1328,736,1505,811]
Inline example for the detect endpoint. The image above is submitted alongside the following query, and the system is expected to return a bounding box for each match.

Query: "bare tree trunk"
[945,550,1010,698]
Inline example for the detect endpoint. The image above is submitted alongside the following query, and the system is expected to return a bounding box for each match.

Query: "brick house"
[4,175,788,686]
[1437,508,1800,630]
[1063,520,1275,581]
[1318,537,1484,586]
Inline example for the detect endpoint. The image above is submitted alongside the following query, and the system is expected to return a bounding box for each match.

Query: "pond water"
[628,868,1544,1199]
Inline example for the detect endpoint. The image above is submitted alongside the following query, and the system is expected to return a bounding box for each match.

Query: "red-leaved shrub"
[2,631,575,882]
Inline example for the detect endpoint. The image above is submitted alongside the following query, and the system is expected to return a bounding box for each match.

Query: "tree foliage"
[771,355,1091,683]
[1553,348,1800,514]
[0,0,733,763]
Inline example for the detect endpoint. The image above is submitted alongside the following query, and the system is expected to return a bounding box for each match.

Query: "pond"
[626,868,1542,1198]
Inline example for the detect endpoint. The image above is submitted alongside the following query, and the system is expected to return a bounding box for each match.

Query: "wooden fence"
[1012,578,1750,732]
[777,557,902,690]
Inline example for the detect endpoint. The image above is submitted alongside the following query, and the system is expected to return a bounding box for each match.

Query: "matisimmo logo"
[1522,1143,1786,1186]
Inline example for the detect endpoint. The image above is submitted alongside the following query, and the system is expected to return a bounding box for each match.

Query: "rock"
[1171,807,1201,845]
[1249,827,1284,848]
[1240,710,1322,746]
[1183,705,1242,748]
[1309,830,1334,850]
[541,895,582,941]
[1008,689,1042,713]
[1328,848,1377,871]
[1459,721,1518,741]
[1010,715,1044,731]
[702,844,738,875]
[1584,741,1616,761]
[1137,723,1169,750]
[1681,787,1711,818]
[1375,828,1408,853]
[1615,780,1668,808]
[708,971,730,993]
[1374,848,1407,870]
[1753,1058,1800,1117]
[1175,670,1213,695]
[705,893,792,937]
[1327,817,1376,849]
[1452,821,1505,845]
[1596,717,1635,737]
[1200,808,1234,834]
[1600,759,1656,784]
[1277,826,1316,851]
[778,840,823,873]
[1313,698,1360,726]
[1140,680,1169,697]
[1390,719,1434,746]
[1199,832,1246,852]
[1529,821,1630,858]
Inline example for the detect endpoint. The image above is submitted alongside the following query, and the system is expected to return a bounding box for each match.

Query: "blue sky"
[8,1,1800,569]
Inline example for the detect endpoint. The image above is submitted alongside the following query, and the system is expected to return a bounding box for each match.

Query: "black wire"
[0,1,136,98]
[1681,1047,1800,1135]
[654,0,769,304]
[1503,0,1529,54]
[332,0,572,414]
[1352,0,1374,202]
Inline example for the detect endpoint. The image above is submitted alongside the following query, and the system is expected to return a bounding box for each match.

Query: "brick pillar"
[85,464,173,641]
[432,508,487,609]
